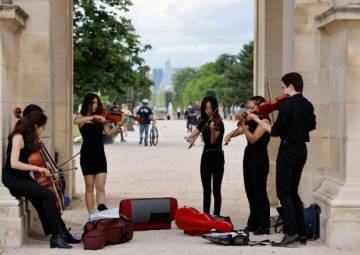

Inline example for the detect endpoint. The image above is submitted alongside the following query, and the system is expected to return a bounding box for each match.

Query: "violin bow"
[57,151,80,168]
[224,112,248,146]
[50,167,78,177]
[103,95,118,120]
[266,81,275,123]
[188,107,219,150]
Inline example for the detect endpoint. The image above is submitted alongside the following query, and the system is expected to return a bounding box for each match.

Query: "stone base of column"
[314,178,360,250]
[0,187,27,247]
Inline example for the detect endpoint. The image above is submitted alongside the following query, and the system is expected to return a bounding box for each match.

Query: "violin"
[93,104,140,125]
[208,115,222,130]
[13,107,67,213]
[188,107,220,149]
[235,112,248,127]
[257,95,289,117]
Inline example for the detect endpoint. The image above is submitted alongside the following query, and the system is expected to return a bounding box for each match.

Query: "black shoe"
[139,140,142,145]
[61,227,81,244]
[121,139,127,142]
[50,233,73,249]
[97,204,108,211]
[271,234,299,247]
[144,143,148,146]
[298,235,307,245]
[253,228,270,235]
[242,226,257,233]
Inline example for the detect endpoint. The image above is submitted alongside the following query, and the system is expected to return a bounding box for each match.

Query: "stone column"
[313,2,360,249]
[0,4,28,248]
[254,0,284,205]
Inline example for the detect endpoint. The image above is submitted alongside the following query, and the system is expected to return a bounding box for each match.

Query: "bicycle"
[149,120,159,146]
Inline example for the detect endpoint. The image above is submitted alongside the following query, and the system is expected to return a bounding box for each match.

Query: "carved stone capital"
[0,4,28,32]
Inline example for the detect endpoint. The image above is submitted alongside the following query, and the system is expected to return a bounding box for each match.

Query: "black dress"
[80,122,107,176]
[2,135,64,235]
[197,119,225,216]
[243,117,271,230]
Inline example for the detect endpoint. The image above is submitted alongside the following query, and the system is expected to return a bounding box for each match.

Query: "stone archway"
[254,0,360,249]
[0,0,73,247]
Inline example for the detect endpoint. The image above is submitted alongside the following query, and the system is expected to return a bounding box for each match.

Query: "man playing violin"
[247,72,316,247]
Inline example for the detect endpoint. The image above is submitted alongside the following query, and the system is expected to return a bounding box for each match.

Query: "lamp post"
[126,86,135,131]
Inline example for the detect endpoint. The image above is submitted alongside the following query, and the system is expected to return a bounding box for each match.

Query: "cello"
[13,107,69,213]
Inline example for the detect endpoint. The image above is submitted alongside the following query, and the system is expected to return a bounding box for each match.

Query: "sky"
[127,0,254,69]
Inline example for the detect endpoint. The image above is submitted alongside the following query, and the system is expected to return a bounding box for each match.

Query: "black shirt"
[137,106,153,124]
[2,135,31,185]
[271,94,316,143]
[197,119,225,151]
[246,116,270,150]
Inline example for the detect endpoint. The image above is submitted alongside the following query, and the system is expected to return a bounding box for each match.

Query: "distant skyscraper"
[152,69,163,93]
[150,59,184,94]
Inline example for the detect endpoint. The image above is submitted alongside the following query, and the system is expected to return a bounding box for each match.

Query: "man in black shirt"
[248,72,316,247]
[136,99,153,146]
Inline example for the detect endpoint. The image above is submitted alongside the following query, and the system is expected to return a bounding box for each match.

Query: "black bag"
[304,203,321,240]
[202,230,249,246]
[271,204,321,240]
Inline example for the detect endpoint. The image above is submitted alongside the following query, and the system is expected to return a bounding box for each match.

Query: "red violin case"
[119,197,178,231]
[175,207,233,236]
[82,216,133,250]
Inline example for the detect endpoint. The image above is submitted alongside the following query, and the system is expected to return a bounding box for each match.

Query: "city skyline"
[128,0,254,69]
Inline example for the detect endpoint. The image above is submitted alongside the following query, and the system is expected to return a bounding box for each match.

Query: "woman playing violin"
[73,93,123,214]
[186,96,225,216]
[2,106,77,249]
[224,96,271,235]
[247,72,316,247]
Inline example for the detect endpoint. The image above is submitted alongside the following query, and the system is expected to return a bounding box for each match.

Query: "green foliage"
[173,41,254,107]
[73,0,152,110]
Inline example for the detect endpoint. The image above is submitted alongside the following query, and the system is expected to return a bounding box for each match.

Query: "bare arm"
[103,122,122,137]
[248,114,272,133]
[10,135,50,175]
[224,126,247,143]
[244,119,270,144]
[73,114,94,126]
[186,127,201,144]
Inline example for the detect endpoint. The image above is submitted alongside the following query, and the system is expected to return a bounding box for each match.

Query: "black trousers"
[200,150,224,215]
[5,176,64,235]
[243,148,270,229]
[276,142,307,236]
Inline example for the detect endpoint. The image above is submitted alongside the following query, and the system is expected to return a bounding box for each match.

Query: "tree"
[173,68,196,107]
[73,0,152,109]
[172,41,254,107]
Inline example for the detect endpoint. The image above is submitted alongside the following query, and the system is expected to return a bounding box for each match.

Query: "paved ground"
[1,120,357,254]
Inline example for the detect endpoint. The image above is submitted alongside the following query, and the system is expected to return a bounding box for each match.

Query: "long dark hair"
[248,96,270,120]
[23,104,43,116]
[80,93,104,116]
[200,96,219,120]
[8,111,47,150]
[249,96,266,107]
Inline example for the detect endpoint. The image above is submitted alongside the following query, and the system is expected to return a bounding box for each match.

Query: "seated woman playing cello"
[2,106,79,249]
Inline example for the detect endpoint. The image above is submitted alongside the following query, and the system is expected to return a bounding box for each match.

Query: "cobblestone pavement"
[2,120,357,254]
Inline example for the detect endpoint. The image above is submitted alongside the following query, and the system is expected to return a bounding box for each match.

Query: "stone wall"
[0,0,73,247]
[254,0,360,249]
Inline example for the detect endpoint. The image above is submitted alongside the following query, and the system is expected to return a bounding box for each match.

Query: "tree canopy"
[73,0,152,109]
